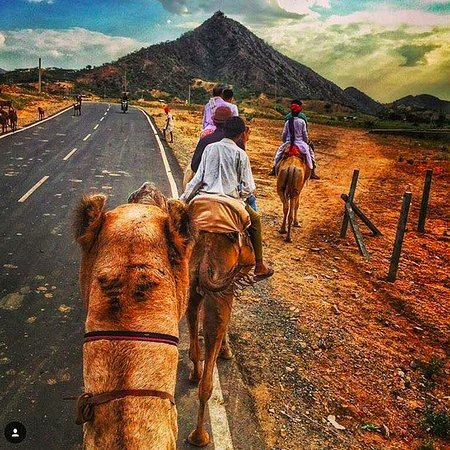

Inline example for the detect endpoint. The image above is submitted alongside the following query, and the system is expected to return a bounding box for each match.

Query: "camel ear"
[73,195,106,250]
[166,199,196,264]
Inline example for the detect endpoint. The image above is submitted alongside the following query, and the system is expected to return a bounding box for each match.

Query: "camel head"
[72,189,196,325]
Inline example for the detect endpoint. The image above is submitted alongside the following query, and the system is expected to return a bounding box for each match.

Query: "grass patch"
[418,356,445,380]
[422,409,450,440]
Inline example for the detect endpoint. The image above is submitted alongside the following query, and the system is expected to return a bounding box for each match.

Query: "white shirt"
[180,138,255,203]
[224,101,239,117]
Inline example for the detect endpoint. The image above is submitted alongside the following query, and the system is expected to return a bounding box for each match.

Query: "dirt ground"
[147,102,449,450]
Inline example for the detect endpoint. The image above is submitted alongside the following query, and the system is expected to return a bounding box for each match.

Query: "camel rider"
[181,116,273,281]
[269,100,319,179]
[201,85,228,138]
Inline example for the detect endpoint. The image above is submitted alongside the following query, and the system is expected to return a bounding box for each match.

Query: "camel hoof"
[293,222,301,228]
[219,346,234,360]
[279,229,287,234]
[188,429,210,447]
[286,237,292,243]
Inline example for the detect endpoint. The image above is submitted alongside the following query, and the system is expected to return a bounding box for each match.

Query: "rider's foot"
[268,167,276,176]
[254,262,274,281]
[310,170,320,180]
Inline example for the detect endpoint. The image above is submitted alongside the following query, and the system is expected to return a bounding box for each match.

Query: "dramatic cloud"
[26,0,54,3]
[158,0,189,14]
[0,28,147,70]
[253,16,450,101]
[397,44,439,66]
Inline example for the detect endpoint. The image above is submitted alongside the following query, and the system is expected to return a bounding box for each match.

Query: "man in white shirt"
[181,117,273,280]
[222,88,239,117]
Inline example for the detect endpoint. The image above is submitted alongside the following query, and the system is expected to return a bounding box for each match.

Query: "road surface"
[0,103,264,449]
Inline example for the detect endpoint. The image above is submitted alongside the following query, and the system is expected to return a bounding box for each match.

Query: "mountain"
[0,68,7,74]
[390,94,450,115]
[77,11,359,108]
[344,87,386,116]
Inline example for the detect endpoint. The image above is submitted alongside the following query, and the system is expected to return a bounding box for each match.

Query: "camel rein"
[65,331,178,425]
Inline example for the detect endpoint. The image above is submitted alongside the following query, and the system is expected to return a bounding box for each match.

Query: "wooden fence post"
[418,169,433,233]
[388,191,412,282]
[340,169,359,238]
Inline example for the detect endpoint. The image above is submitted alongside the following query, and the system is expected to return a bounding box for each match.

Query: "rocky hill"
[0,68,6,74]
[344,86,386,116]
[390,94,450,114]
[77,11,360,108]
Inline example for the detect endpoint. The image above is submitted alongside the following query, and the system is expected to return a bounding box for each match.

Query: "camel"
[185,198,255,447]
[38,107,45,120]
[0,109,8,134]
[72,186,196,449]
[277,155,311,242]
[9,108,17,132]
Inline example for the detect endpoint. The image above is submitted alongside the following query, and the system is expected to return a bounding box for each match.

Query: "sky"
[0,0,448,102]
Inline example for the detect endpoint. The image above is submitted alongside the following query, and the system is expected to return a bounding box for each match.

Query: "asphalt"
[0,103,265,450]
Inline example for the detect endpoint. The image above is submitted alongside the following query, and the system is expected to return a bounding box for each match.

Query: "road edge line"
[0,106,73,140]
[139,106,235,450]
[138,108,179,199]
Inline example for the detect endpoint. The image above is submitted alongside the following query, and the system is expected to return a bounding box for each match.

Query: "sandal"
[254,267,274,282]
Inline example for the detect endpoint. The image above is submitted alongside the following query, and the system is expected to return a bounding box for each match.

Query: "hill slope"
[344,86,386,115]
[390,94,450,114]
[79,11,359,108]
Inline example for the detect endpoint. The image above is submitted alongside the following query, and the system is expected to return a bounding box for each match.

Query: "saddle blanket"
[190,194,251,233]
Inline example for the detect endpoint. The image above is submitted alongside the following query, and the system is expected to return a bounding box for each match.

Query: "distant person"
[181,116,273,281]
[222,88,239,117]
[163,106,174,143]
[201,84,227,138]
[284,99,307,124]
[121,92,128,102]
[269,101,318,178]
[76,94,82,105]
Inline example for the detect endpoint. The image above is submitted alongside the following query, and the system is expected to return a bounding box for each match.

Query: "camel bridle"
[66,330,178,425]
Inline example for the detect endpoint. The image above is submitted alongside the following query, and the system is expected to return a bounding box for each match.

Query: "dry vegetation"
[0,85,73,128]
[146,100,449,450]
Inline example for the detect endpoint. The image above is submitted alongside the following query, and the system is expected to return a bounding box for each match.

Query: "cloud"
[253,16,450,102]
[0,28,147,70]
[397,44,439,66]
[158,0,189,14]
[26,0,54,4]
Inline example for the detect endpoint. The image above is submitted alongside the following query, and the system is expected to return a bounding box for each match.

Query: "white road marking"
[63,148,77,161]
[139,106,234,449]
[100,117,104,122]
[139,108,178,199]
[83,133,91,141]
[94,124,99,130]
[0,106,72,140]
[18,176,49,203]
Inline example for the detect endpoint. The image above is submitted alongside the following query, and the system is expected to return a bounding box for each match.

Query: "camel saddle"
[190,194,251,234]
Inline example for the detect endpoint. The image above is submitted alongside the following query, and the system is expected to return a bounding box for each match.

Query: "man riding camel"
[269,100,319,179]
[181,116,273,281]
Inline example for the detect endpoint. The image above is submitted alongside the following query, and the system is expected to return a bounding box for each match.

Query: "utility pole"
[38,57,42,94]
[188,84,191,106]
[124,71,128,93]
[103,85,106,99]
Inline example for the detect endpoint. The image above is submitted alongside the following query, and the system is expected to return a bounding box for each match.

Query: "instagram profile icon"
[4,422,26,444]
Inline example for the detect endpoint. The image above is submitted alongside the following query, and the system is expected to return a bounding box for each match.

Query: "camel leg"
[286,196,295,243]
[279,195,289,234]
[187,284,204,384]
[219,326,233,360]
[188,292,233,447]
[293,196,301,227]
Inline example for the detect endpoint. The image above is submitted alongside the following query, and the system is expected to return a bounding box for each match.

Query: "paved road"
[0,103,264,449]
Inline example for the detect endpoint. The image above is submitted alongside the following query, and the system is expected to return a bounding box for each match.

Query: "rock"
[333,304,341,315]
[381,424,390,438]
[318,340,327,350]
[268,408,275,414]
[327,415,346,430]
[310,248,321,252]
[353,293,359,299]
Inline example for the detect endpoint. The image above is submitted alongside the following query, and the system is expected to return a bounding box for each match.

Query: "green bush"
[423,409,450,440]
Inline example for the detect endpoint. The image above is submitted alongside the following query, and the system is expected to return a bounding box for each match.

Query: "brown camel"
[277,155,311,242]
[72,186,195,449]
[38,107,45,120]
[185,198,255,447]
[9,108,17,131]
[0,109,8,134]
